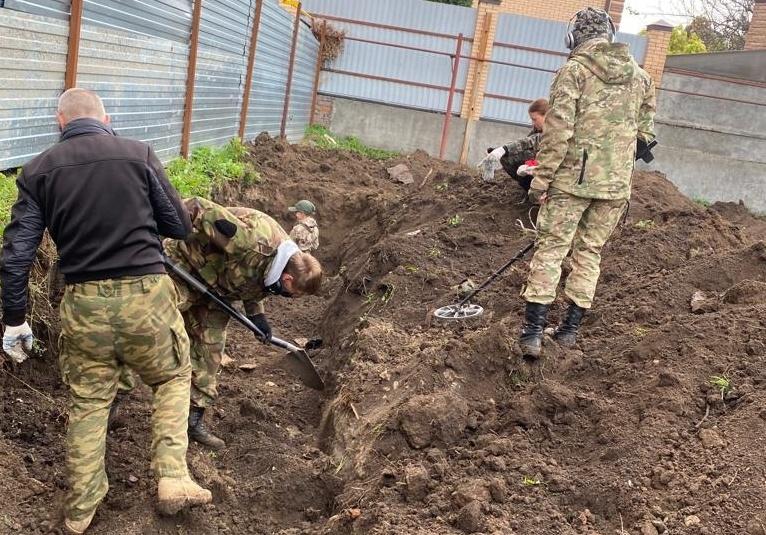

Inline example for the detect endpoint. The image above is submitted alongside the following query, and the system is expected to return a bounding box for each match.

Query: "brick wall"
[643,22,673,85]
[312,95,334,126]
[745,0,766,50]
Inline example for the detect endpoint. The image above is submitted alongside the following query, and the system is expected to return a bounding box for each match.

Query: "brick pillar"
[461,1,499,120]
[604,0,625,30]
[643,21,673,85]
[745,0,766,50]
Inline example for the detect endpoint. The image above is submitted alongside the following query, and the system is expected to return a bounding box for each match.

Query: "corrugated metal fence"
[0,0,321,170]
[484,13,648,124]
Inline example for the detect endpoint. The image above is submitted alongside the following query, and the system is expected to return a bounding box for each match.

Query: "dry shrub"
[312,19,345,64]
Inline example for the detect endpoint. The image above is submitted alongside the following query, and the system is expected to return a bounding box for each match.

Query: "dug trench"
[1,134,766,534]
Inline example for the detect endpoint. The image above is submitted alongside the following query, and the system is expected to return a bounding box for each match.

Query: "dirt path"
[1,135,765,535]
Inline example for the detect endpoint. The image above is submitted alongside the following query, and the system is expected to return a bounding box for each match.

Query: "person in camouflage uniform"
[519,7,656,357]
[163,197,323,449]
[289,199,320,253]
[485,98,549,191]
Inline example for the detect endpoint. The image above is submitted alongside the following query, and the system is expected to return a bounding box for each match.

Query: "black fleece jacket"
[1,118,192,326]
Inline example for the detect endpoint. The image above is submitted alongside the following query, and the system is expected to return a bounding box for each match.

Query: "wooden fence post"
[280,2,303,139]
[239,0,265,140]
[439,33,463,160]
[64,0,84,89]
[181,0,204,158]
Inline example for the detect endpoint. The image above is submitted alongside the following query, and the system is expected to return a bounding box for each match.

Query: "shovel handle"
[163,257,299,351]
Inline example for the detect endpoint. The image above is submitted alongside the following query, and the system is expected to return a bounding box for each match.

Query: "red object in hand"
[525,159,539,167]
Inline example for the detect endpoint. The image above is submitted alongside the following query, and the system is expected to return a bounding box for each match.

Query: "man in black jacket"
[0,88,211,534]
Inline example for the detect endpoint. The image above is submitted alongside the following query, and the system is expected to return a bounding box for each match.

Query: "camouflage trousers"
[118,278,231,408]
[59,275,191,521]
[523,188,627,308]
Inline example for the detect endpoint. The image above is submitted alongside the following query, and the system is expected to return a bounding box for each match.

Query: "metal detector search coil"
[434,303,484,320]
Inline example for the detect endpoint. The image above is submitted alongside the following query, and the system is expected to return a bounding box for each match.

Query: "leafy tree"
[668,25,708,55]
[425,0,473,6]
[680,0,755,51]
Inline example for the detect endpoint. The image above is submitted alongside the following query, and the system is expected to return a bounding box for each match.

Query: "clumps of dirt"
[312,19,346,64]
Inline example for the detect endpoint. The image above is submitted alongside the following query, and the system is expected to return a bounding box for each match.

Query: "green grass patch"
[305,125,398,160]
[634,219,656,230]
[165,138,259,198]
[694,197,711,208]
[0,171,19,233]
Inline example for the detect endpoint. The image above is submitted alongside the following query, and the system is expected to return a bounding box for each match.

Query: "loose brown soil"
[1,134,765,535]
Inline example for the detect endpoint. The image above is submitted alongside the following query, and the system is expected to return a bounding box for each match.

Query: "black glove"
[636,138,658,163]
[487,147,495,154]
[247,313,272,343]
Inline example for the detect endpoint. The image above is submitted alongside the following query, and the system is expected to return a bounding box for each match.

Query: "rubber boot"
[107,392,127,431]
[188,406,225,450]
[519,302,550,358]
[554,303,586,348]
[157,475,213,515]
[63,509,96,534]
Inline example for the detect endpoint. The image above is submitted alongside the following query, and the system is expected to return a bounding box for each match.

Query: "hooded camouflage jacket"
[531,38,656,200]
[164,197,289,315]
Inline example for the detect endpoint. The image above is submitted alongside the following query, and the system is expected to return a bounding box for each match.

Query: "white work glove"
[3,322,34,363]
[488,146,506,161]
[517,164,537,177]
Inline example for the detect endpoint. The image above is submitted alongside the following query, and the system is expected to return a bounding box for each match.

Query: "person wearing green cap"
[289,200,320,253]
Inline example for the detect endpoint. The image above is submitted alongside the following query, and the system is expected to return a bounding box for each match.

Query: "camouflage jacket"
[503,129,542,164]
[164,197,289,315]
[290,217,319,252]
[531,38,656,200]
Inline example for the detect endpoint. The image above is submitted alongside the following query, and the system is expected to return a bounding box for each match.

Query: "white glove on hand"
[489,146,506,161]
[517,164,537,177]
[3,322,34,363]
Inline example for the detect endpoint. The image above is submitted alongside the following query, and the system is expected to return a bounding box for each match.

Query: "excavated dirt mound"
[1,134,766,535]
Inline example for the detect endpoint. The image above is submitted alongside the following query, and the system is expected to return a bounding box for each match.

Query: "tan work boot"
[63,509,96,534]
[157,475,212,515]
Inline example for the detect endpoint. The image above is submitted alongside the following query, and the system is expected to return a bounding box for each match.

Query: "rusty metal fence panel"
[0,9,68,169]
[483,12,649,125]
[302,0,474,114]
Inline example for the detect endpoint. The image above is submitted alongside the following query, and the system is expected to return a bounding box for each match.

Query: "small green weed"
[305,125,397,160]
[509,370,528,388]
[0,171,19,233]
[448,214,463,227]
[634,326,649,337]
[404,264,419,274]
[635,219,656,230]
[522,476,542,486]
[694,197,711,208]
[709,375,732,395]
[166,138,259,198]
[435,182,449,192]
[428,246,442,258]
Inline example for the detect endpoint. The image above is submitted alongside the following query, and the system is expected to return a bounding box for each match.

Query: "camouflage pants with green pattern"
[59,275,191,521]
[115,277,232,409]
[523,188,627,308]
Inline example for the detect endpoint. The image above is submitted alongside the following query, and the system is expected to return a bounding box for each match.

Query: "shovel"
[164,258,325,391]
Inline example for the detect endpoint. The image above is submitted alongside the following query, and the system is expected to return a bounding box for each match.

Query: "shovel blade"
[277,349,325,391]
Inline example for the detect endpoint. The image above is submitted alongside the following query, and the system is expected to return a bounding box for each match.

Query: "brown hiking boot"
[188,406,226,450]
[63,509,96,534]
[157,476,212,515]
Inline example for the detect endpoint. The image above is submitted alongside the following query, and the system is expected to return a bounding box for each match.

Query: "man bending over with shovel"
[164,197,323,449]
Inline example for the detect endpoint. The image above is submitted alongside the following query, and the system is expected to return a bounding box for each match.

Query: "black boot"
[108,392,128,431]
[554,303,586,348]
[188,406,226,450]
[519,302,550,358]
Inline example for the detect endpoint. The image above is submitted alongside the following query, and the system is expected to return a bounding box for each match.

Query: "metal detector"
[433,241,535,320]
[164,258,325,391]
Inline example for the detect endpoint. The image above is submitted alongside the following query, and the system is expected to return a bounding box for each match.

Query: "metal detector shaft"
[455,241,535,308]
[163,259,303,355]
